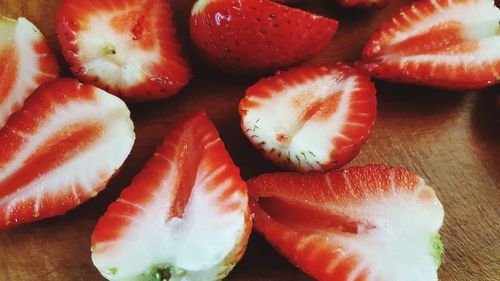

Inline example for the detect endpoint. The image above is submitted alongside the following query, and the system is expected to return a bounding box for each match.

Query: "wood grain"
[0,0,499,280]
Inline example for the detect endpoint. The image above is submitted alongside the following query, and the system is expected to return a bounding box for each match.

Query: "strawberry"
[190,0,338,74]
[0,78,135,229]
[56,0,191,102]
[337,0,392,8]
[357,0,500,90]
[0,16,59,128]
[239,64,377,172]
[91,111,251,281]
[249,164,445,281]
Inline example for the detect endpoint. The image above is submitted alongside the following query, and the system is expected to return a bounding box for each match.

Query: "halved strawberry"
[0,16,59,128]
[338,0,392,8]
[190,0,338,74]
[56,0,191,102]
[357,0,500,90]
[249,165,445,281]
[0,78,135,229]
[239,64,377,172]
[91,111,251,281]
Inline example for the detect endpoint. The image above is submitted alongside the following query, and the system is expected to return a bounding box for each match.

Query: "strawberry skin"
[357,0,500,90]
[92,111,251,281]
[239,64,377,172]
[249,164,445,281]
[0,78,135,229]
[0,17,59,128]
[56,0,191,102]
[190,0,338,74]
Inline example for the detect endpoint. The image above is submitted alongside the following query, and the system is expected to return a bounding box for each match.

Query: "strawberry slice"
[338,0,392,8]
[357,0,500,90]
[249,165,445,281]
[239,64,377,172]
[91,111,251,281]
[190,0,338,73]
[0,16,59,128]
[56,0,191,102]
[0,78,135,229]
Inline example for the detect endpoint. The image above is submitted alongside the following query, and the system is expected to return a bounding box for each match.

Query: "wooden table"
[0,0,499,280]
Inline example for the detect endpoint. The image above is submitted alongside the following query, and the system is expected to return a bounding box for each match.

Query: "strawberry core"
[258,197,375,235]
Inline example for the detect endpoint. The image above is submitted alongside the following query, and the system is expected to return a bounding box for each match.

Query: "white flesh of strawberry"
[383,0,500,76]
[92,143,248,281]
[336,179,444,281]
[243,72,360,171]
[0,88,135,222]
[0,17,57,127]
[280,176,444,281]
[76,11,161,90]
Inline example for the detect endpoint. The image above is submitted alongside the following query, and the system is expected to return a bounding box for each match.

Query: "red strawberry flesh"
[358,0,500,90]
[0,78,135,228]
[56,0,191,101]
[239,64,377,172]
[249,165,445,281]
[0,17,59,128]
[91,111,250,281]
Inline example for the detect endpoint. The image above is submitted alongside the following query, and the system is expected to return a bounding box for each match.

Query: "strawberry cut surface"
[239,64,377,172]
[0,78,135,229]
[91,111,251,281]
[190,0,338,74]
[56,0,191,101]
[249,164,445,281]
[0,16,59,128]
[357,0,500,90]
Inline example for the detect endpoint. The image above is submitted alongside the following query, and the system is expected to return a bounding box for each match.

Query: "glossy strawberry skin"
[56,0,191,102]
[190,0,338,74]
[357,0,500,90]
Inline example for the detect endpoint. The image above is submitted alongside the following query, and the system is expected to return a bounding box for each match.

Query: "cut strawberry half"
[190,0,338,74]
[0,78,135,229]
[249,164,445,281]
[56,0,191,102]
[91,111,251,281]
[239,64,377,172]
[357,0,500,90]
[0,16,59,128]
[338,0,392,8]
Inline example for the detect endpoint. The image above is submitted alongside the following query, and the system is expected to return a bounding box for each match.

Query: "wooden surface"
[0,0,499,280]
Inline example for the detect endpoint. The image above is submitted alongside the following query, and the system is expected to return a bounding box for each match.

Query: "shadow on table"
[470,85,500,175]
